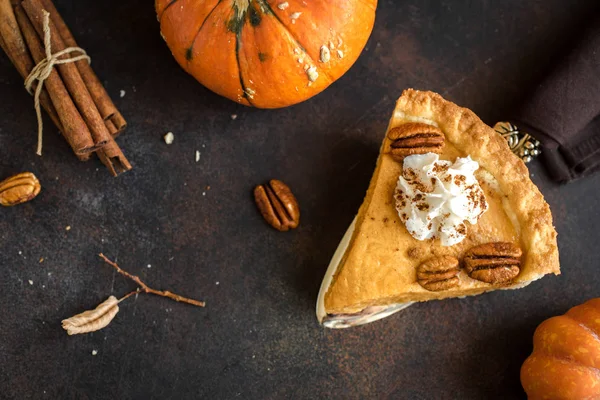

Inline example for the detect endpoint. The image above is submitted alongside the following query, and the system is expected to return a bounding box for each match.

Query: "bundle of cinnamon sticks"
[0,0,131,176]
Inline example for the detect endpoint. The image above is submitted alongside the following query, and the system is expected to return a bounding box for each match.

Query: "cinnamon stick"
[14,4,97,155]
[22,0,111,150]
[109,112,127,137]
[0,0,63,132]
[96,136,132,177]
[104,118,126,138]
[105,118,117,136]
[0,0,30,78]
[39,0,126,132]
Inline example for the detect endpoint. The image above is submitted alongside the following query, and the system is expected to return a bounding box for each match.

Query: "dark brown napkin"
[512,14,600,183]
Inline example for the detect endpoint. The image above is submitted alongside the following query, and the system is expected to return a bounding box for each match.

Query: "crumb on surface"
[28,280,33,285]
[164,132,175,145]
[195,151,201,162]
[147,264,151,268]
[119,90,125,98]
[231,114,238,120]
[92,350,98,356]
[65,226,71,231]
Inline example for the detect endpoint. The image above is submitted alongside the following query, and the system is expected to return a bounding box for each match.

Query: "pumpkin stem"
[232,0,250,20]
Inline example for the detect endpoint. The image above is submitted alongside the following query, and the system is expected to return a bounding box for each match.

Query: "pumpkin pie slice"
[316,89,559,328]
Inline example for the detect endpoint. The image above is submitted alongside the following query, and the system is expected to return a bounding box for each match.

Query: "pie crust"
[319,89,560,320]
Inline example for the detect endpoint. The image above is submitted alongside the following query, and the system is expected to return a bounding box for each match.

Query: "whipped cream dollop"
[394,153,488,246]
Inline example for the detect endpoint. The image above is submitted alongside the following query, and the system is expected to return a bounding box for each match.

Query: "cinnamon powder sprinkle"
[403,168,417,181]
[432,164,449,174]
[454,175,466,185]
[416,203,429,211]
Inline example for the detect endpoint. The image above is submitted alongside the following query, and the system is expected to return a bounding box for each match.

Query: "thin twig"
[99,253,205,307]
[118,289,139,303]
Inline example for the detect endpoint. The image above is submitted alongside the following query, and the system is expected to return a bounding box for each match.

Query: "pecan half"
[388,122,445,161]
[254,179,300,232]
[463,242,522,284]
[0,172,41,206]
[417,255,460,291]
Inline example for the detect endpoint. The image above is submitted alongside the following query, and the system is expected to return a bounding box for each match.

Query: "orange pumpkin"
[155,0,377,108]
[521,298,600,399]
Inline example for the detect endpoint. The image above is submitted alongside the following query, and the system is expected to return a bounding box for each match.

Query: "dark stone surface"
[1,1,599,399]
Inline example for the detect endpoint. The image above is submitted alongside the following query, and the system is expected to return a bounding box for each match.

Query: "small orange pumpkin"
[155,0,377,108]
[521,298,600,399]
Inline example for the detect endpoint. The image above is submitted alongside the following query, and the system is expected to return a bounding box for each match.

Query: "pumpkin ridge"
[254,0,335,82]
[228,0,266,105]
[567,303,600,338]
[158,0,179,21]
[183,0,224,64]
[522,354,600,399]
[532,315,600,372]
[233,10,256,106]
[535,353,600,376]
[565,313,600,346]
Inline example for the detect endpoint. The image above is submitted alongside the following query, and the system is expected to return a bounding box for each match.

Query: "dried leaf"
[62,295,119,335]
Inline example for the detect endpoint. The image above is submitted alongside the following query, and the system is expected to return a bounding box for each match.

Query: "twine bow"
[24,10,90,156]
